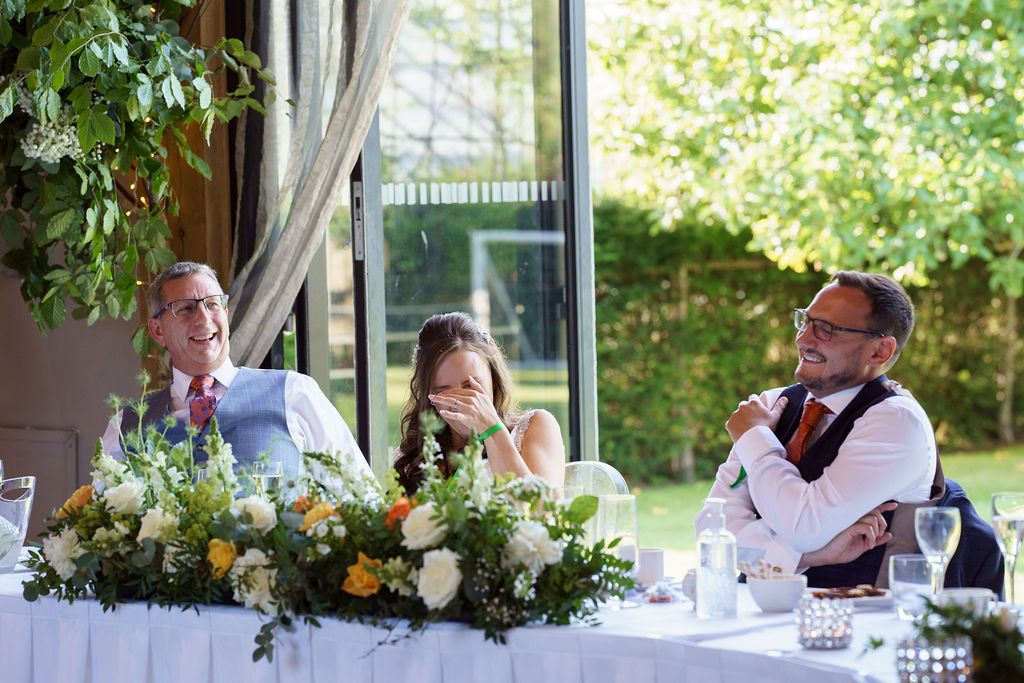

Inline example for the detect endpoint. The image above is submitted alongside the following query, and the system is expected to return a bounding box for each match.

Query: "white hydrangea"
[42,528,85,580]
[229,548,278,614]
[502,519,565,574]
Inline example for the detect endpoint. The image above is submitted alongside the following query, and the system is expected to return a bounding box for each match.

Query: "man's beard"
[795,367,857,395]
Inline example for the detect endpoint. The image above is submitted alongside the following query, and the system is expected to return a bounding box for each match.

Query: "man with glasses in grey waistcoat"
[102,261,371,481]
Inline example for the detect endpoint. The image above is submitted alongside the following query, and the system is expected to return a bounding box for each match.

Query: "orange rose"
[300,502,338,532]
[385,497,415,528]
[207,539,237,579]
[342,552,382,597]
[56,485,94,520]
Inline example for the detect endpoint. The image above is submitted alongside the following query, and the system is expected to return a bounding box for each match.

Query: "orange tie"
[786,399,831,464]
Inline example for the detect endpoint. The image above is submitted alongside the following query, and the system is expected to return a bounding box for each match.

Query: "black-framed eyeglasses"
[793,308,883,342]
[152,294,229,319]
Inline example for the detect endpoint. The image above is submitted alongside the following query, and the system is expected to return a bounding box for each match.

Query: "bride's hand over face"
[429,376,501,439]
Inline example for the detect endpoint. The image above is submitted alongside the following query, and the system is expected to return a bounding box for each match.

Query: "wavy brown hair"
[394,312,519,493]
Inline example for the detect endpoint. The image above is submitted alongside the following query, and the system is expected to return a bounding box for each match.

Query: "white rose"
[103,479,146,515]
[232,496,278,534]
[417,547,462,610]
[229,548,278,614]
[42,527,85,580]
[401,502,446,550]
[502,520,565,573]
[136,507,178,544]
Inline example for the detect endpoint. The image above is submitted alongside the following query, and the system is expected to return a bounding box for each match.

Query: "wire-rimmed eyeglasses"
[793,308,883,342]
[152,294,229,319]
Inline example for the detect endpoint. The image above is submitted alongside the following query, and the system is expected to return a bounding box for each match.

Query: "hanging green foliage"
[0,0,273,344]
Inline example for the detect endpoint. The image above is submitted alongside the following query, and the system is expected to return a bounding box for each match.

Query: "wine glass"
[597,493,639,609]
[253,461,283,499]
[991,492,1024,605]
[915,507,962,596]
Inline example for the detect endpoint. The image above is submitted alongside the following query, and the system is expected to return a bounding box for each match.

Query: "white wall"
[0,273,140,486]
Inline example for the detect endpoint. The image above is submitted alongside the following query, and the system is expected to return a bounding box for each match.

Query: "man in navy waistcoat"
[102,261,372,482]
[698,272,945,588]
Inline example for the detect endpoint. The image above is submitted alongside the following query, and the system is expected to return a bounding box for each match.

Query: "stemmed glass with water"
[253,461,283,499]
[915,507,962,596]
[597,493,639,609]
[991,492,1024,606]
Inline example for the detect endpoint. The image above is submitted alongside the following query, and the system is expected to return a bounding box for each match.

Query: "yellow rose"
[342,552,382,597]
[300,502,338,532]
[56,485,94,520]
[207,539,237,579]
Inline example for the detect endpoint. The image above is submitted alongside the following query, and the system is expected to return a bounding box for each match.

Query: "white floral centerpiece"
[24,392,634,662]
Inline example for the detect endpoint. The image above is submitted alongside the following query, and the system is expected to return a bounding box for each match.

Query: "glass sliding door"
[320,0,595,469]
[376,0,571,455]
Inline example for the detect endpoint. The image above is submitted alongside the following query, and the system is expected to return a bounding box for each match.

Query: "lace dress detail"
[509,409,537,454]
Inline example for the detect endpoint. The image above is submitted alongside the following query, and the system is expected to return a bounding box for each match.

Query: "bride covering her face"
[393,312,565,494]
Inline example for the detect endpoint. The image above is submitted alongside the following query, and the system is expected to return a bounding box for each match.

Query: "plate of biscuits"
[809,584,892,609]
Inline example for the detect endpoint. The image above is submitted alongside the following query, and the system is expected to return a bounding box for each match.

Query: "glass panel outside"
[376,0,570,454]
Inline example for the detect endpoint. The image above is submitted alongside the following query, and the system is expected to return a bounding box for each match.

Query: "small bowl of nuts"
[742,561,807,613]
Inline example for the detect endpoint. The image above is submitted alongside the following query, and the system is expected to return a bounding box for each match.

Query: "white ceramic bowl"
[747,574,808,612]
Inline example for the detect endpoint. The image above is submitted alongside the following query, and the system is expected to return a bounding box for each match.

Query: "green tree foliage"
[591,0,1023,286]
[0,0,272,341]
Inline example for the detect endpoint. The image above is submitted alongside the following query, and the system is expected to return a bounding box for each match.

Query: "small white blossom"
[316,543,331,556]
[332,525,347,539]
[20,106,83,164]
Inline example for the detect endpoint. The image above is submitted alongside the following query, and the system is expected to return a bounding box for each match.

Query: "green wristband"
[478,423,503,443]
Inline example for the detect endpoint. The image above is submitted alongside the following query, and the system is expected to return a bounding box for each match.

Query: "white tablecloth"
[0,570,914,683]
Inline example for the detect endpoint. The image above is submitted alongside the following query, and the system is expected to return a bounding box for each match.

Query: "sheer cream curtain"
[227,0,408,365]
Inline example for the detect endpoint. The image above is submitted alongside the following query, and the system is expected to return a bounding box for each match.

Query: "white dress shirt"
[102,360,371,478]
[698,383,937,573]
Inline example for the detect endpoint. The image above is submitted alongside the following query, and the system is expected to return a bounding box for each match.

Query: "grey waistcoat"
[120,367,300,476]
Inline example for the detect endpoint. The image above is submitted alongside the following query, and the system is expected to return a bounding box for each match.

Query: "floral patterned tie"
[785,399,831,464]
[189,374,217,430]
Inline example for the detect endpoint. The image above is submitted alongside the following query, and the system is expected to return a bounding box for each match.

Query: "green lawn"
[635,445,1024,551]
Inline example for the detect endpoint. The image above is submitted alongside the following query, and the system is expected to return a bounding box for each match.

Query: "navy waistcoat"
[769,376,897,588]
